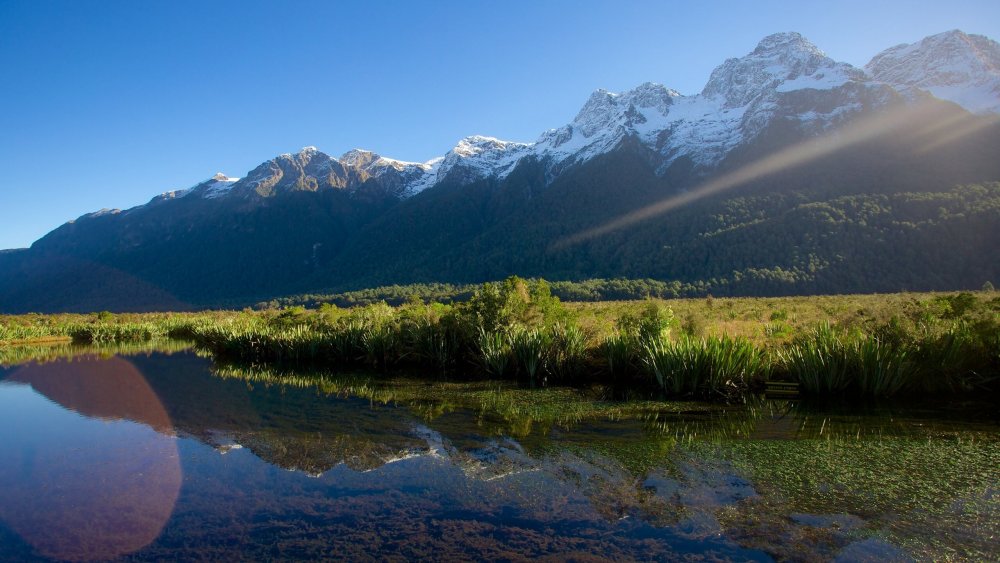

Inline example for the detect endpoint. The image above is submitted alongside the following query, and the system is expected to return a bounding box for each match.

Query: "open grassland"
[2,281,997,401]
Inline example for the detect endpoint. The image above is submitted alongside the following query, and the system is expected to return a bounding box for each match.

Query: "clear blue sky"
[1,0,998,250]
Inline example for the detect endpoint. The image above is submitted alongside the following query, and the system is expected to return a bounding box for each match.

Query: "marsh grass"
[511,328,550,381]
[776,323,981,398]
[2,288,997,401]
[853,336,914,397]
[406,318,454,371]
[477,328,511,377]
[68,322,166,343]
[644,335,766,398]
[0,339,193,367]
[548,323,588,381]
[778,323,853,394]
[0,323,67,342]
[601,332,637,378]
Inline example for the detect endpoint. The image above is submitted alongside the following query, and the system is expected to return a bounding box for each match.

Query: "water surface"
[0,344,996,561]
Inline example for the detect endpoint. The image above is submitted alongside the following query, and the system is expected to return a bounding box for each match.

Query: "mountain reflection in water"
[0,346,996,561]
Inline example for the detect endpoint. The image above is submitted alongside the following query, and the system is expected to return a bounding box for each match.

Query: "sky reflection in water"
[0,358,181,561]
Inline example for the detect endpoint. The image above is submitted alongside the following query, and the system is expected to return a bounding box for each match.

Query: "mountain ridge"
[48,29,999,227]
[3,29,999,312]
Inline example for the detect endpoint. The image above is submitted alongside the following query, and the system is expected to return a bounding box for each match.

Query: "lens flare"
[0,357,182,561]
[552,101,996,249]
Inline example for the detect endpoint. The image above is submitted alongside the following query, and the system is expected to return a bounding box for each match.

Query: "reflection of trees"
[0,339,193,367]
[146,360,428,475]
[171,363,997,562]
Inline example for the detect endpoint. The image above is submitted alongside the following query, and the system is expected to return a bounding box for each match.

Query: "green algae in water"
[686,436,1000,561]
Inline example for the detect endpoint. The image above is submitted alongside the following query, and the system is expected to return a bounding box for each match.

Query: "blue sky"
[1,0,998,250]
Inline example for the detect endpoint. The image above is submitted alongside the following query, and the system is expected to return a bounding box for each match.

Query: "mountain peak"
[451,135,526,157]
[339,149,378,167]
[276,146,326,162]
[866,29,1000,114]
[702,31,860,108]
[752,32,823,57]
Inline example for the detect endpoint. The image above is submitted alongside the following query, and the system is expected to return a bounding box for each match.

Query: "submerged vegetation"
[2,281,998,400]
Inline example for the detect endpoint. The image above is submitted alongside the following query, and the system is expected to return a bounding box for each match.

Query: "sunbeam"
[551,100,995,249]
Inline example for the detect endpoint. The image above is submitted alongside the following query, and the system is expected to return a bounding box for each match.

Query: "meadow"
[2,279,997,401]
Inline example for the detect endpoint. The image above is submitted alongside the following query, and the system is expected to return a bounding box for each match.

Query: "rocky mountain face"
[867,30,1000,114]
[2,30,999,312]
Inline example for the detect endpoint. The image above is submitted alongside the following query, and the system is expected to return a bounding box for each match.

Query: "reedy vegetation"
[1,281,997,400]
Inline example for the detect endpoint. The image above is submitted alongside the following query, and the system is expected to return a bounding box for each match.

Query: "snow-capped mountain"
[409,135,532,191]
[534,32,877,177]
[230,145,430,199]
[5,29,1000,313]
[127,29,995,214]
[866,30,1000,114]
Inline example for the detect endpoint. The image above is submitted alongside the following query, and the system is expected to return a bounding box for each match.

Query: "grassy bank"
[0,311,239,345]
[2,281,997,400]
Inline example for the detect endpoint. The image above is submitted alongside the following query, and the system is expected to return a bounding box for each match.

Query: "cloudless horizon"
[1,0,998,250]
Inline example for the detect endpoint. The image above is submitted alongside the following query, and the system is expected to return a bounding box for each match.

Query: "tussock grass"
[511,328,550,380]
[644,335,766,398]
[2,284,997,401]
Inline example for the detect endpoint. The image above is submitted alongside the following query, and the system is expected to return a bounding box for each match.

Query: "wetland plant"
[69,322,165,344]
[548,323,588,381]
[780,323,917,398]
[779,323,852,395]
[477,327,511,377]
[601,331,637,378]
[511,328,550,381]
[643,335,765,398]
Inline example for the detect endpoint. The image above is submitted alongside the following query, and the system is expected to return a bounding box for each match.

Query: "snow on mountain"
[148,172,239,202]
[406,136,532,193]
[866,30,1000,114]
[535,32,871,176]
[338,148,425,174]
[203,173,241,199]
[533,83,681,174]
[101,29,1000,213]
[703,32,863,106]
[79,208,122,220]
[228,146,442,198]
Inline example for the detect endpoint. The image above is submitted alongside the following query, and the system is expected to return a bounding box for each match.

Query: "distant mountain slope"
[2,30,999,312]
[867,30,1000,114]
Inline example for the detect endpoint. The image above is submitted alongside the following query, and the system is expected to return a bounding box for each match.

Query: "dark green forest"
[268,181,999,308]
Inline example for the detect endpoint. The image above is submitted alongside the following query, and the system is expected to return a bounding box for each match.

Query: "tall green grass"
[477,328,510,377]
[511,328,550,380]
[2,288,997,402]
[0,324,65,342]
[643,335,766,398]
[68,322,166,343]
[548,323,587,381]
[779,323,936,398]
[778,324,853,394]
[600,332,636,378]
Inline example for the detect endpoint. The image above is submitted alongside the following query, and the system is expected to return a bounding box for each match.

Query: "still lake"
[0,344,996,561]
